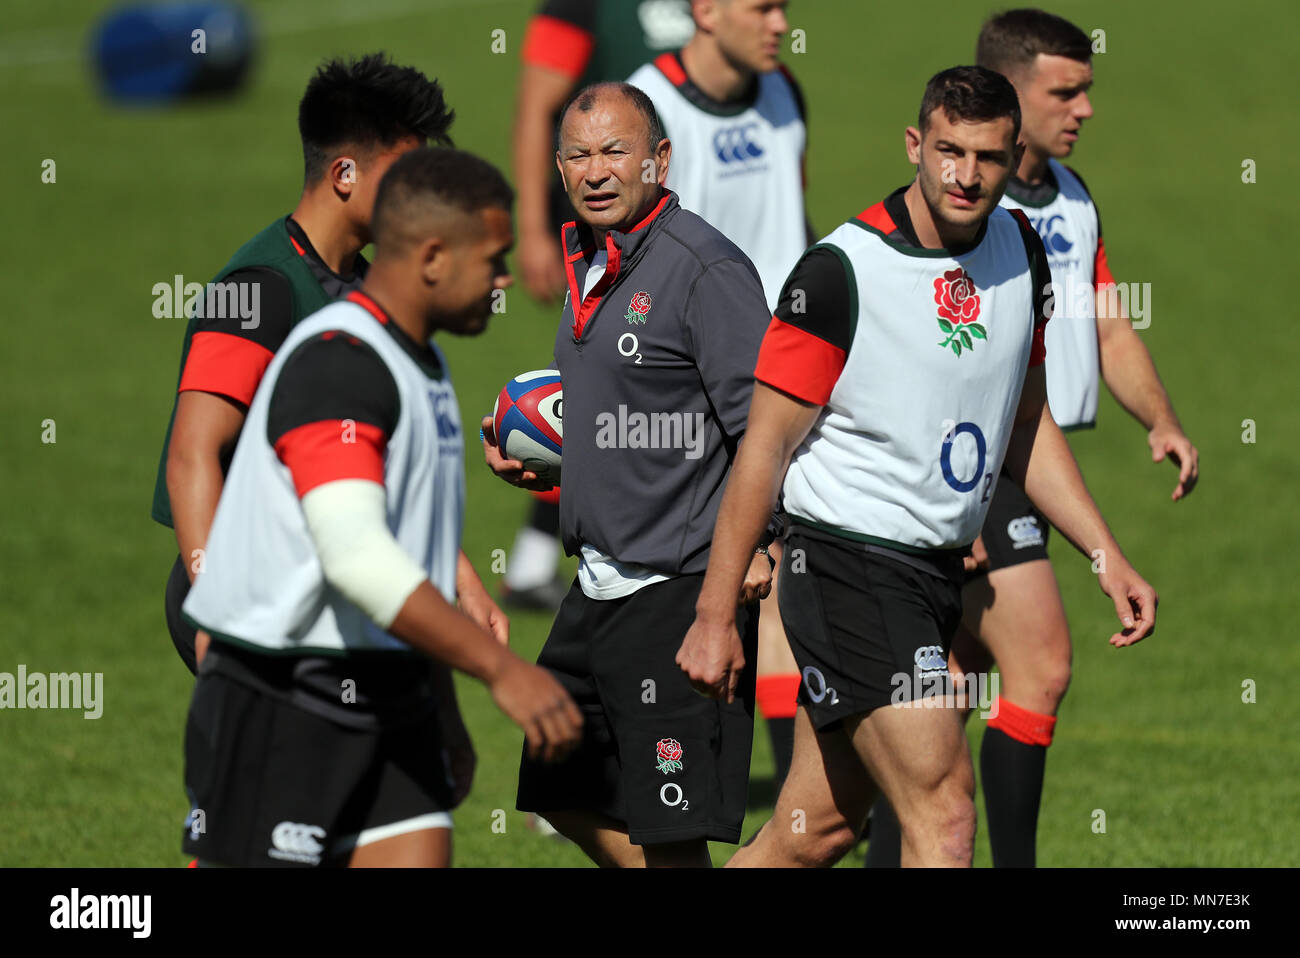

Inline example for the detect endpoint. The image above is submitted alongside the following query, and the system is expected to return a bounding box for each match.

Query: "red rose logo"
[933,268,987,356]
[655,737,683,774]
[626,291,653,324]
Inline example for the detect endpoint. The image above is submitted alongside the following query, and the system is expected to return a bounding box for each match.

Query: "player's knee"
[789,820,857,868]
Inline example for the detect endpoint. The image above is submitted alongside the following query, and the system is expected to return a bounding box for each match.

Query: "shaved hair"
[371,147,513,257]
[556,82,666,153]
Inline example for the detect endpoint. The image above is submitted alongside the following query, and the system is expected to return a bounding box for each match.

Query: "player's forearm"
[1007,405,1124,564]
[696,438,785,623]
[1099,322,1181,432]
[389,581,515,684]
[166,450,223,583]
[456,549,485,599]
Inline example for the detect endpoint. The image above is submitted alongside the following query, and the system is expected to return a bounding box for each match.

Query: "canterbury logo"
[1029,213,1074,254]
[712,123,764,163]
[1007,516,1044,547]
[268,821,326,864]
[914,645,947,673]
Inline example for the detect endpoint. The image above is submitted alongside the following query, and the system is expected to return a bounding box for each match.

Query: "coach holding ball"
[482,81,777,868]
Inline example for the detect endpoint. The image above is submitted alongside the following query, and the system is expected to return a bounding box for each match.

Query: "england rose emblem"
[933,267,986,356]
[626,290,652,325]
[655,738,683,774]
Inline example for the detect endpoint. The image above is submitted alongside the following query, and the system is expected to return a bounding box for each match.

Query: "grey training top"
[553,189,773,575]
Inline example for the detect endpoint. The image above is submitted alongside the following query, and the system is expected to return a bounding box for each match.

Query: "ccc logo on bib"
[713,123,764,163]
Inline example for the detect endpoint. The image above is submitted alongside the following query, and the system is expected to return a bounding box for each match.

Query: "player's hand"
[489,656,583,763]
[438,709,477,807]
[676,614,746,704]
[963,534,989,574]
[1148,422,1199,501]
[739,551,773,605]
[481,416,555,492]
[458,572,510,645]
[1096,557,1158,647]
[519,229,566,304]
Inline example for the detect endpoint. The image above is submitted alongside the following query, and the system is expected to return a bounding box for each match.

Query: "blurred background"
[1,0,1297,866]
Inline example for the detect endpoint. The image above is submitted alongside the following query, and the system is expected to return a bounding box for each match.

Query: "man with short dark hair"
[863,9,1200,869]
[680,66,1157,868]
[153,53,468,675]
[181,147,583,869]
[484,81,777,868]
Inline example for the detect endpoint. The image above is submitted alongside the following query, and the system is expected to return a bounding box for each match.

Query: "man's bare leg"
[729,706,875,867]
[540,809,710,867]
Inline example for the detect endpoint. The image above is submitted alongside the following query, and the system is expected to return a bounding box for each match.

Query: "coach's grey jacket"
[553,189,772,576]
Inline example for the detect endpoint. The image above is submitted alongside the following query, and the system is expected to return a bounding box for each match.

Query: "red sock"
[986,696,1057,746]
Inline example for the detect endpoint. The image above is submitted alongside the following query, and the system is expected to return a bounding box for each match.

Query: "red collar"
[346,290,390,325]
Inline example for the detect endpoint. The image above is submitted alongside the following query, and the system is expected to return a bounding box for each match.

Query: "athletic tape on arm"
[301,479,428,629]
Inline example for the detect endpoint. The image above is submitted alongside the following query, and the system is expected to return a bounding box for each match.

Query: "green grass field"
[1,0,1297,867]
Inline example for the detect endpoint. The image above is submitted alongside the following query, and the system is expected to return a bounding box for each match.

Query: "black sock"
[863,795,901,867]
[981,726,1047,867]
[766,717,794,787]
[528,498,560,536]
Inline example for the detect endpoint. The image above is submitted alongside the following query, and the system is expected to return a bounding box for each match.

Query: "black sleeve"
[194,266,295,354]
[536,0,596,26]
[773,247,853,353]
[266,333,400,446]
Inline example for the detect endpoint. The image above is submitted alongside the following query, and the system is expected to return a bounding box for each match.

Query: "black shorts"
[516,575,758,846]
[976,470,1050,575]
[183,642,454,867]
[778,529,964,731]
[165,555,199,675]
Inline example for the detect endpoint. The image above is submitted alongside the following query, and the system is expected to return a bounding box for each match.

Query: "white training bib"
[184,300,465,653]
[629,57,807,311]
[782,206,1040,552]
[1000,159,1101,429]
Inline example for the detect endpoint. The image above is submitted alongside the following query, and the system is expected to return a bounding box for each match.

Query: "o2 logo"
[617,332,643,365]
[940,420,993,502]
[802,666,839,706]
[660,783,690,811]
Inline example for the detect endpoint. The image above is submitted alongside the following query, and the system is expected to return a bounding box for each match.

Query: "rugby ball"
[492,369,562,484]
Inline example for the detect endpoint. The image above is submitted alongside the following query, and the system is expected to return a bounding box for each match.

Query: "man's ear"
[419,235,448,285]
[329,155,359,197]
[555,151,568,191]
[904,126,922,166]
[654,138,672,185]
[1012,139,1026,170]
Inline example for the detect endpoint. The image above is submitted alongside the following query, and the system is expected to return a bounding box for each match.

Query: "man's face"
[350,134,425,237]
[556,94,670,234]
[906,109,1021,233]
[706,0,789,73]
[1012,54,1094,158]
[429,206,514,336]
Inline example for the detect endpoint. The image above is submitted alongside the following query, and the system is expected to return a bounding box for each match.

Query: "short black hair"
[918,65,1021,143]
[371,147,513,250]
[298,53,455,183]
[556,82,666,153]
[976,9,1092,77]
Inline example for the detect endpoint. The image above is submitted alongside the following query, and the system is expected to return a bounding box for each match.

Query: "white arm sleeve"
[300,479,428,630]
